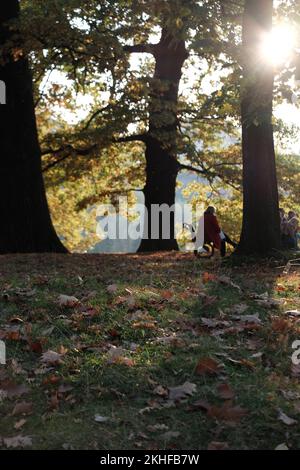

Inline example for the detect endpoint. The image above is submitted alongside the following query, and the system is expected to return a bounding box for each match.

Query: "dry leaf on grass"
[107,346,135,367]
[106,284,118,294]
[191,400,247,424]
[58,294,80,308]
[12,401,33,416]
[3,435,32,448]
[94,415,109,423]
[278,409,298,426]
[232,304,249,314]
[153,385,168,397]
[202,272,217,284]
[0,381,29,399]
[285,310,300,317]
[201,318,230,329]
[155,335,185,348]
[196,357,222,376]
[275,443,289,450]
[217,383,235,400]
[291,363,300,378]
[132,321,157,330]
[233,314,261,325]
[41,350,63,365]
[168,382,197,401]
[161,290,173,300]
[218,275,241,292]
[14,419,26,430]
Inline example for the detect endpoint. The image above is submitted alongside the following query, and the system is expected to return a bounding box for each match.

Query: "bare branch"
[123,44,156,54]
[114,134,147,143]
[179,163,207,175]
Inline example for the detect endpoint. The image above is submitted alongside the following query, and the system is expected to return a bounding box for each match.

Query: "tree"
[125,27,188,251]
[0,0,66,253]
[237,0,281,255]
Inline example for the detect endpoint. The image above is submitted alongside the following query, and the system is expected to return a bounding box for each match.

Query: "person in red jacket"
[203,206,237,257]
[204,206,222,250]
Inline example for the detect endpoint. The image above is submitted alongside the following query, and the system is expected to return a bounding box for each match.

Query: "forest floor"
[1,252,300,450]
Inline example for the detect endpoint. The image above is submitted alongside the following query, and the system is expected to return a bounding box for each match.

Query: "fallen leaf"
[275,443,289,450]
[196,357,221,376]
[29,341,43,354]
[3,435,32,448]
[218,275,241,292]
[132,321,156,330]
[41,350,63,365]
[207,403,248,423]
[168,382,197,401]
[278,409,297,426]
[232,304,249,314]
[107,346,135,367]
[0,381,29,399]
[14,419,26,430]
[161,290,173,300]
[106,284,118,294]
[94,415,109,423]
[202,272,217,284]
[217,383,235,400]
[233,314,261,325]
[291,363,300,378]
[58,294,80,308]
[285,310,300,317]
[12,402,33,416]
[153,385,168,397]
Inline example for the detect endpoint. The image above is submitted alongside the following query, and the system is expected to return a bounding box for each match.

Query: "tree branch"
[42,144,97,172]
[114,134,147,143]
[179,163,207,175]
[123,44,156,54]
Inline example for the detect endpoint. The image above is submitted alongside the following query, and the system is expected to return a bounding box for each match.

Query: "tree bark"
[138,29,188,252]
[237,0,280,255]
[0,1,67,253]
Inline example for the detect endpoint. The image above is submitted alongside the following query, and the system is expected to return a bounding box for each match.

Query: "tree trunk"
[237,0,280,255]
[0,1,67,253]
[138,29,188,252]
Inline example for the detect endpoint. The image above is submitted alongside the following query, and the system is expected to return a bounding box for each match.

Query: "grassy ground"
[1,252,300,450]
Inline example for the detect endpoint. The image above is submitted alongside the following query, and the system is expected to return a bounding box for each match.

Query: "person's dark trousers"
[224,233,237,248]
[221,233,237,257]
[221,240,226,257]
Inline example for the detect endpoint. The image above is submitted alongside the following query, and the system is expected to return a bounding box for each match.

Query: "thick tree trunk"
[138,29,188,252]
[0,1,67,253]
[237,0,280,255]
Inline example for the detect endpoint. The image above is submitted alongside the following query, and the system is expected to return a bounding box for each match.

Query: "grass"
[0,252,300,450]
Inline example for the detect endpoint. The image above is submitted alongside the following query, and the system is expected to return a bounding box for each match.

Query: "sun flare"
[261,24,296,66]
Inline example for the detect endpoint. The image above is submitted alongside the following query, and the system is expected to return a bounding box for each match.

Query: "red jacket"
[204,213,221,249]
